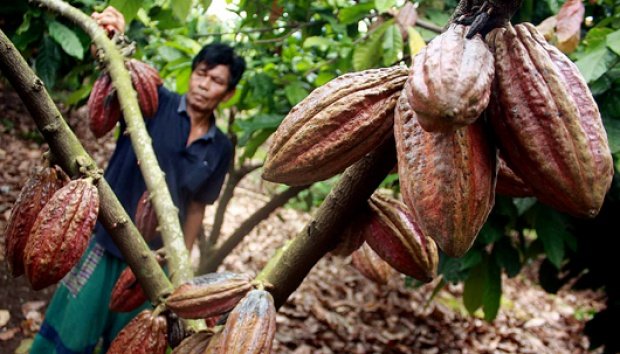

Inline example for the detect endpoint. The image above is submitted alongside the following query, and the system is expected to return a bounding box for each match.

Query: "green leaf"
[459,248,483,271]
[407,27,426,56]
[171,0,192,21]
[513,197,537,215]
[463,257,487,314]
[236,114,283,134]
[375,0,396,14]
[482,261,502,321]
[575,45,616,83]
[535,207,568,269]
[47,21,83,60]
[35,36,61,89]
[303,36,332,50]
[477,220,503,244]
[110,0,141,24]
[583,27,614,49]
[606,29,620,56]
[382,24,403,66]
[242,130,273,160]
[353,20,392,70]
[65,82,93,106]
[284,81,309,106]
[200,0,213,10]
[604,118,620,154]
[338,3,375,25]
[494,239,521,278]
[315,72,336,86]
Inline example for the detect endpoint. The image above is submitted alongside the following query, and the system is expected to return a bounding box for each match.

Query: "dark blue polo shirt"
[94,86,233,259]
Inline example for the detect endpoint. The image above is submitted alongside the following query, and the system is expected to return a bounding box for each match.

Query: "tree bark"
[198,184,309,274]
[256,138,397,308]
[0,29,173,305]
[32,0,193,286]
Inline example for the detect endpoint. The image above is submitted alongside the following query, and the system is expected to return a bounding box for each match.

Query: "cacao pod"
[23,179,99,290]
[487,23,613,218]
[262,66,407,186]
[395,88,497,258]
[204,332,223,354]
[107,309,168,354]
[166,272,253,320]
[351,242,393,285]
[126,59,162,118]
[88,72,122,138]
[496,154,533,197]
[218,289,276,354]
[135,190,159,242]
[166,311,186,349]
[109,252,164,313]
[5,165,67,277]
[171,330,214,354]
[406,24,495,132]
[364,193,439,282]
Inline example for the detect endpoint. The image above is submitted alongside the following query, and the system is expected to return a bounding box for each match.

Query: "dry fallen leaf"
[556,0,585,53]
[0,309,10,327]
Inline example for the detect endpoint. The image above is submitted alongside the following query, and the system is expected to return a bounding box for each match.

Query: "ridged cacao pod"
[204,332,222,354]
[166,311,186,349]
[496,155,533,197]
[262,66,408,186]
[109,253,164,313]
[24,179,99,290]
[107,309,168,354]
[406,24,495,132]
[395,89,497,258]
[88,72,122,138]
[135,190,159,242]
[5,166,67,277]
[364,193,439,282]
[487,23,613,218]
[166,272,253,320]
[218,289,276,354]
[351,242,393,285]
[126,59,162,118]
[171,330,214,354]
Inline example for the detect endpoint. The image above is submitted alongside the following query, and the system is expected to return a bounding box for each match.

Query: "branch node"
[32,78,44,91]
[41,121,61,134]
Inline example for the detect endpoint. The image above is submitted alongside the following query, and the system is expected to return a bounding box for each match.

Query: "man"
[30,6,245,353]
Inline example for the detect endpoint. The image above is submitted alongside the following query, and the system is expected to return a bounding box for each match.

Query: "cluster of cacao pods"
[87,59,162,138]
[4,165,100,290]
[263,19,614,259]
[162,273,276,353]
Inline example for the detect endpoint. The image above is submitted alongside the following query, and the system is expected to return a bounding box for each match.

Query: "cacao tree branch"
[257,138,397,308]
[31,0,193,286]
[199,184,310,274]
[0,29,173,305]
[451,0,524,36]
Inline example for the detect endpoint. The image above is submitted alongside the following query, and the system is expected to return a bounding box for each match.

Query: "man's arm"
[183,200,207,250]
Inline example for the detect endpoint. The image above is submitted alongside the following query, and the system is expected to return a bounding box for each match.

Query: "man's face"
[186,62,234,113]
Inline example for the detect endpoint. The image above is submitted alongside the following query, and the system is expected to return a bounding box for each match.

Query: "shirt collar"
[178,94,218,142]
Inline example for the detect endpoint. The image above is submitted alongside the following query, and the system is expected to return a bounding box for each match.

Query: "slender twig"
[32,0,193,286]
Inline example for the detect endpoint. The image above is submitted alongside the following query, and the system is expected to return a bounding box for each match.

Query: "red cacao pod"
[88,72,121,138]
[364,193,439,282]
[166,272,253,320]
[395,89,497,258]
[262,66,407,186]
[109,253,164,313]
[171,330,214,354]
[5,165,67,277]
[135,190,159,242]
[218,289,276,354]
[107,309,168,354]
[487,23,613,217]
[351,242,393,285]
[407,24,495,132]
[126,59,162,118]
[23,179,99,290]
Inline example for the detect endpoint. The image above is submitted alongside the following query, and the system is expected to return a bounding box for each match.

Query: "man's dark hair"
[192,43,245,90]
